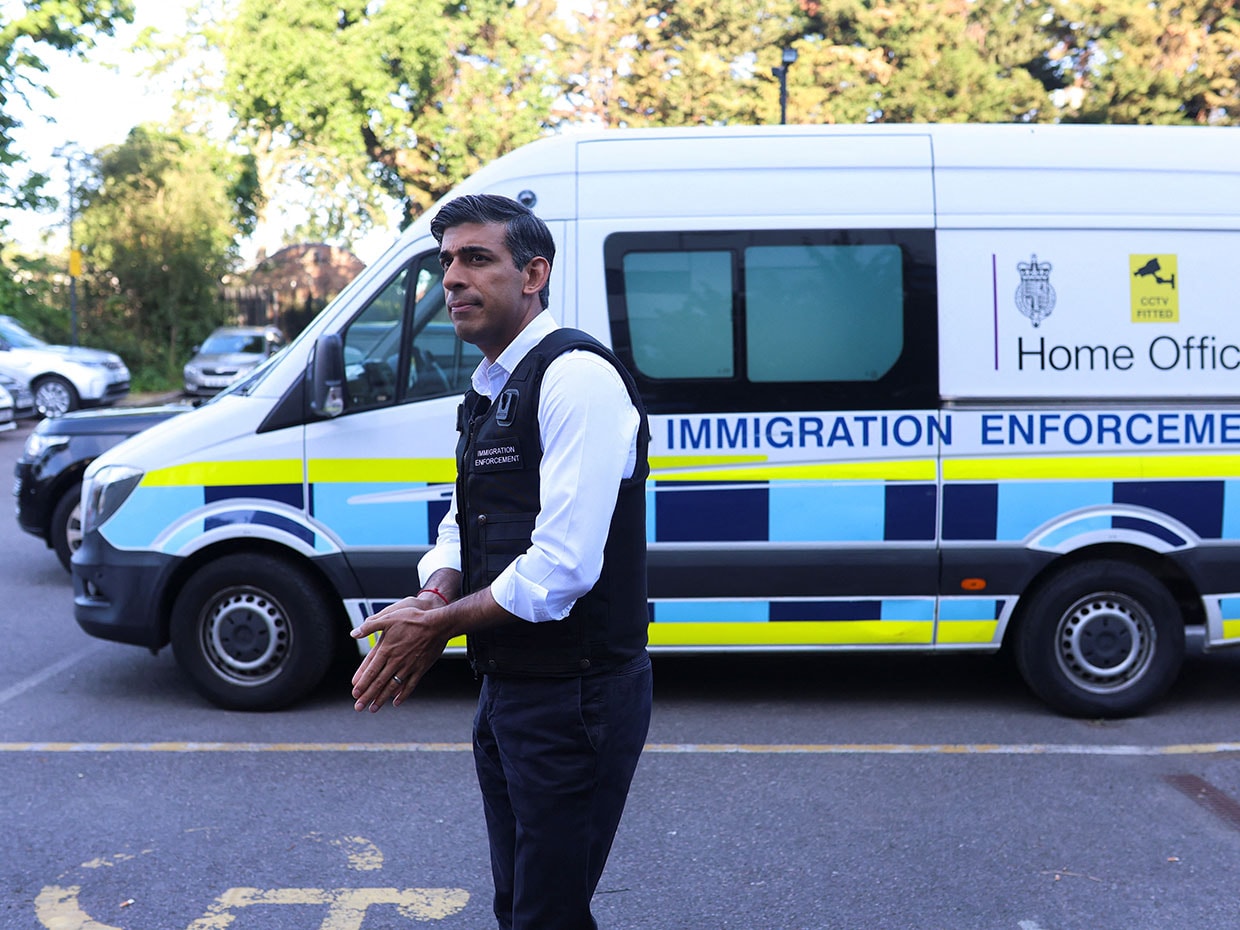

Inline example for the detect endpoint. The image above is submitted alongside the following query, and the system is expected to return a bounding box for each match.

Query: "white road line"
[3,739,1240,755]
[0,644,103,707]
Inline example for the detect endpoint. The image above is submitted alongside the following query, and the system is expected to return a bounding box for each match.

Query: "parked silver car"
[0,315,130,417]
[183,325,285,396]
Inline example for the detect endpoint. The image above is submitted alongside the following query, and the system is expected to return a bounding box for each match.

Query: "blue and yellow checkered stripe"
[939,477,1236,542]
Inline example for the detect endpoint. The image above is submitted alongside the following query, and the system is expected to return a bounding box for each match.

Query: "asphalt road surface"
[4,417,1240,930]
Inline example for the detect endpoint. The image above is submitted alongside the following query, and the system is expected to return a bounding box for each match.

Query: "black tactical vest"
[456,328,650,676]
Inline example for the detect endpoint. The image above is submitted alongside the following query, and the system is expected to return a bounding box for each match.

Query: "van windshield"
[208,350,283,401]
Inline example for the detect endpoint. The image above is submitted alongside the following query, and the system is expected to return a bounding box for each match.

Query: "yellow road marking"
[5,741,1240,756]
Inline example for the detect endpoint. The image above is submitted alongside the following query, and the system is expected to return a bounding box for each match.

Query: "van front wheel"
[1014,560,1184,718]
[170,554,338,710]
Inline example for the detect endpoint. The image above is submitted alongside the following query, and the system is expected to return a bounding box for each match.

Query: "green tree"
[789,0,1055,124]
[222,0,558,231]
[75,125,261,388]
[0,244,68,335]
[0,0,135,221]
[1044,0,1239,124]
[1,0,134,323]
[553,0,790,128]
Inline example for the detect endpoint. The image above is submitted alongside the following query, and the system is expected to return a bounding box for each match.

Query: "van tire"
[34,375,79,418]
[170,553,338,711]
[51,482,83,573]
[1013,560,1184,718]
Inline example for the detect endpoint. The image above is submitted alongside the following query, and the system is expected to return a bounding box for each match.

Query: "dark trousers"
[472,652,653,930]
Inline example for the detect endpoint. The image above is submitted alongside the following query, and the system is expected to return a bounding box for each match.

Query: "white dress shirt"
[417,312,641,623]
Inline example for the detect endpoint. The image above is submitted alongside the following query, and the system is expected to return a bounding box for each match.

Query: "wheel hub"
[205,590,289,679]
[1056,594,1153,693]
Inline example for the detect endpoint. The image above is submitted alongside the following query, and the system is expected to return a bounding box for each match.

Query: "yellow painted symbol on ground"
[35,837,470,928]
[184,887,470,929]
[1131,254,1178,322]
[36,883,470,929]
[305,833,384,871]
[35,885,122,930]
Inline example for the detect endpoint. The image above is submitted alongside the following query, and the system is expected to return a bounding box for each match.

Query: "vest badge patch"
[473,438,524,472]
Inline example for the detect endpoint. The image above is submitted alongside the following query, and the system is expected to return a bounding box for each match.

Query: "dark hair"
[430,194,555,309]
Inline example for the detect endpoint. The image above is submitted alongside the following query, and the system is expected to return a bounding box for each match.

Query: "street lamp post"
[53,144,83,347]
[771,46,798,125]
[66,154,79,348]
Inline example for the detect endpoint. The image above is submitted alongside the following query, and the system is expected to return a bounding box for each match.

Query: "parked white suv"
[0,315,130,417]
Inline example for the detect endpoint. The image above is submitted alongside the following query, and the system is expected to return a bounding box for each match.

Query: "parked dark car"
[14,404,189,570]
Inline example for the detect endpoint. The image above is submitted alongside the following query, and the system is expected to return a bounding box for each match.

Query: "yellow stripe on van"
[142,459,304,487]
[308,458,458,484]
[649,457,937,482]
[936,620,1000,645]
[647,620,933,647]
[943,454,1240,482]
[1222,620,1240,640]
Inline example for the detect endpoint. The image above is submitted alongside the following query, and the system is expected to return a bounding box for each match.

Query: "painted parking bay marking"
[34,838,468,930]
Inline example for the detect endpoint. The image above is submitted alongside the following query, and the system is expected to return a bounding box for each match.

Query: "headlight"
[184,364,200,379]
[82,465,144,533]
[23,432,69,459]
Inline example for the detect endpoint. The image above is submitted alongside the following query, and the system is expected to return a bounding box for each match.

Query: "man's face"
[439,221,544,361]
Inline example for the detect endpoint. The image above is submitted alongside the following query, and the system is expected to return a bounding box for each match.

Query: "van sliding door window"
[339,252,482,412]
[605,229,937,413]
[745,244,903,383]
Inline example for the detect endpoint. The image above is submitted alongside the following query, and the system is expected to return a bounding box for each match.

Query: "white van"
[73,124,1240,717]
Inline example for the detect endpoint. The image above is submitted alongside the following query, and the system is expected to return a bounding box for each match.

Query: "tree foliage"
[790,0,1056,123]
[223,0,559,231]
[217,0,1238,237]
[552,0,790,127]
[0,0,134,330]
[74,126,261,388]
[1045,0,1240,124]
[0,0,135,219]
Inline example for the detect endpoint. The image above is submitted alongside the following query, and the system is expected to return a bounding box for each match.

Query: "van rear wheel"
[1013,559,1184,718]
[170,553,338,710]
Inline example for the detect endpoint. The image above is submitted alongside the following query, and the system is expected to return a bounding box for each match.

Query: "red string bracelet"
[418,587,449,606]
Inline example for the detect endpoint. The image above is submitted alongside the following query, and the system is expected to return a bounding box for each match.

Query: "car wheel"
[170,553,339,710]
[1013,559,1184,718]
[51,482,83,573]
[34,375,80,418]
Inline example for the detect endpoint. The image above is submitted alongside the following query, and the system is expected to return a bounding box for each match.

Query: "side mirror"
[308,333,345,418]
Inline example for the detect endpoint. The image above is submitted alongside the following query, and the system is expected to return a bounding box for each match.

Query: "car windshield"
[200,333,267,355]
[0,316,49,349]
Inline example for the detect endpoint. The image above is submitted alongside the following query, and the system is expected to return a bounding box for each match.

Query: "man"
[350,193,653,930]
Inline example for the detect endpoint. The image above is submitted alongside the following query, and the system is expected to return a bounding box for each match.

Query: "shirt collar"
[471,311,559,398]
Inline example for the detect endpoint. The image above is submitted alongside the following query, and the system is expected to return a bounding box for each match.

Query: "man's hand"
[350,594,450,712]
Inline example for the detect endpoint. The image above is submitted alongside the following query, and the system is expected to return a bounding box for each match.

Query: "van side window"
[623,251,734,379]
[339,252,483,412]
[605,229,937,413]
[745,244,903,383]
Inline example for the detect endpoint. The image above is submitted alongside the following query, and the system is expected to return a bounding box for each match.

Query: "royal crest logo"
[1015,254,1056,328]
